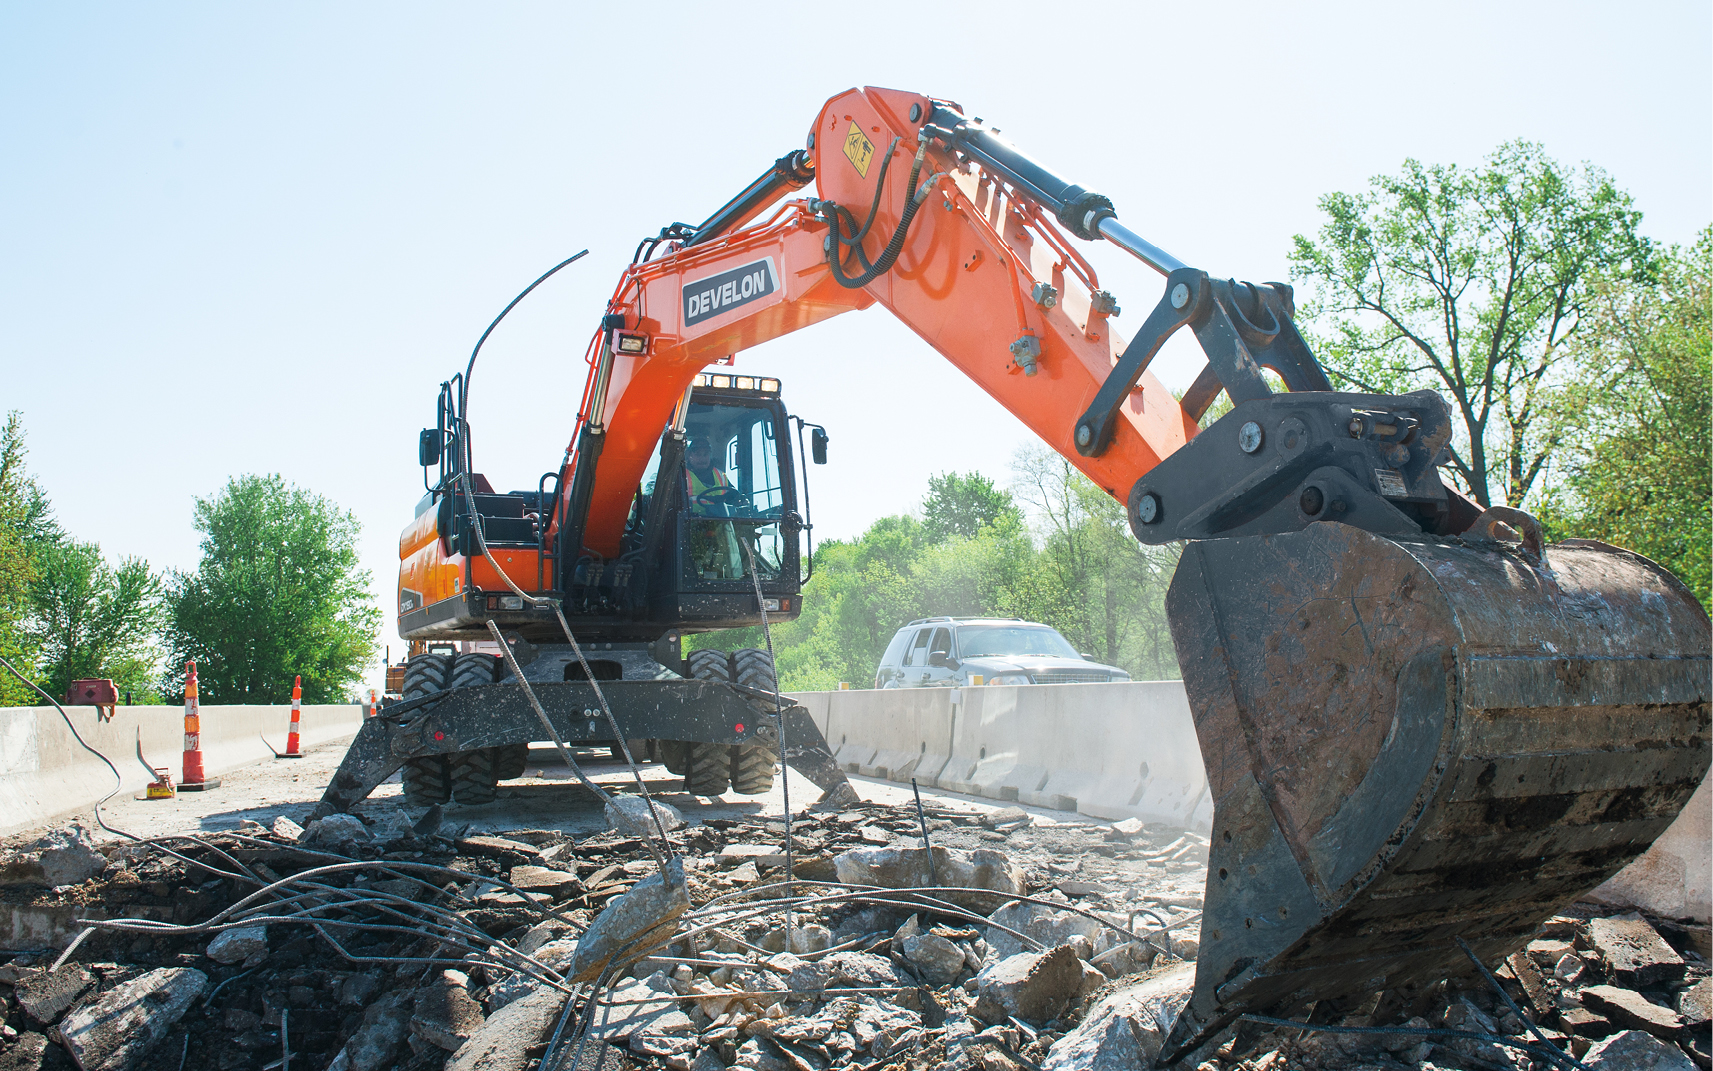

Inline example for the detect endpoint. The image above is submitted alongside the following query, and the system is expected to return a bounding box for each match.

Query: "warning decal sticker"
[842,121,874,177]
[683,257,778,327]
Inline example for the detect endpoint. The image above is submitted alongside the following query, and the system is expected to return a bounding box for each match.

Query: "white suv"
[873,617,1131,688]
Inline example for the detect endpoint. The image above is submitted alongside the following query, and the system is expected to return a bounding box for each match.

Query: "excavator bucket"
[1160,523,1711,1064]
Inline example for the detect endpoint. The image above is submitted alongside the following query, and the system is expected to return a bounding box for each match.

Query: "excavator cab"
[628,373,813,627]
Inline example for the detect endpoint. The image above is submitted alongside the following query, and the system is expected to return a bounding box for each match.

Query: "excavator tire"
[449,748,499,806]
[446,654,501,805]
[729,648,779,795]
[658,740,690,777]
[684,741,732,796]
[494,743,529,781]
[1158,525,1712,1064]
[663,650,733,786]
[399,654,453,806]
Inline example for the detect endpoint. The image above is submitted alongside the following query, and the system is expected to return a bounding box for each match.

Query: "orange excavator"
[314,87,1710,1063]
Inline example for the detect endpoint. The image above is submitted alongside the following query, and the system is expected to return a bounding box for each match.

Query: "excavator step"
[1160,523,1711,1064]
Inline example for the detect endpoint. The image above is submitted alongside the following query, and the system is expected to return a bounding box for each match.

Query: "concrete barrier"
[0,703,365,838]
[812,688,949,783]
[928,681,1210,829]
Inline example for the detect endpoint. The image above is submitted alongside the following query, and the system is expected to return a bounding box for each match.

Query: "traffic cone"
[279,675,304,758]
[180,660,221,791]
[368,688,380,718]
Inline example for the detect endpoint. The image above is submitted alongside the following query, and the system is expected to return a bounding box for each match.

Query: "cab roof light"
[735,376,755,390]
[759,378,780,392]
[710,374,731,388]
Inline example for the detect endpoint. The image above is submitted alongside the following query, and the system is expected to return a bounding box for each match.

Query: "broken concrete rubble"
[0,825,107,888]
[206,924,268,965]
[569,855,689,983]
[2,787,1705,1071]
[1041,962,1194,1071]
[410,969,487,1051]
[832,845,1023,911]
[607,795,687,836]
[973,946,1085,1023]
[55,967,206,1071]
[1583,1028,1698,1070]
[1586,913,1689,988]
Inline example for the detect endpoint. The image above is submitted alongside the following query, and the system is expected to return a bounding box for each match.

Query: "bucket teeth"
[1160,525,1711,1065]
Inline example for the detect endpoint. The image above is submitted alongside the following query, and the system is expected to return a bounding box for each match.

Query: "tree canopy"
[162,474,379,704]
[1538,229,1711,608]
[1290,140,1653,508]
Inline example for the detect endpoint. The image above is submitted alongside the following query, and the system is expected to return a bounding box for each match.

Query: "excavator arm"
[554,87,1710,1066]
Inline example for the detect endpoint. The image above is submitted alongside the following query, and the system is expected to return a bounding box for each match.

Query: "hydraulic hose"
[823,141,934,290]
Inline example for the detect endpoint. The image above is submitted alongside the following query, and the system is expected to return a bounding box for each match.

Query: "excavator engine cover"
[1160,523,1711,1063]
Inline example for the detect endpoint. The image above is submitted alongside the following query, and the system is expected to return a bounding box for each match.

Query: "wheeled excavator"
[312,87,1711,1064]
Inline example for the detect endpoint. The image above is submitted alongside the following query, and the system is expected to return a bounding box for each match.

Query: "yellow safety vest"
[685,466,729,513]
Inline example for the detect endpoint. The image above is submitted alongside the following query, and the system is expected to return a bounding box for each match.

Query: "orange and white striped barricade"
[180,660,221,791]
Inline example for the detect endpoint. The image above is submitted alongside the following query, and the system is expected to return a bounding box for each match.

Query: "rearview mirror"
[811,427,829,465]
[419,429,441,467]
[929,651,956,669]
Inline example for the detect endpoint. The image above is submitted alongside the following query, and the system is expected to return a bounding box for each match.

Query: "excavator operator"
[683,439,731,515]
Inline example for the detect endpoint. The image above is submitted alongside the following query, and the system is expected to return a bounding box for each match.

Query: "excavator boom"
[540,87,1711,1063]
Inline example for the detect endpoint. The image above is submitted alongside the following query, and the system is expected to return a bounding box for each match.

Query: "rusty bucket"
[1160,522,1711,1063]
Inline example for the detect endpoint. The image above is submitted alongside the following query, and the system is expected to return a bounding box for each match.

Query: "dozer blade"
[1159,523,1711,1064]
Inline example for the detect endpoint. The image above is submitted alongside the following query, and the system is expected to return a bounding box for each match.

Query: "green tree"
[1290,141,1653,507]
[1539,229,1711,608]
[162,474,380,704]
[1010,446,1179,678]
[921,472,1019,542]
[27,540,164,701]
[0,413,58,703]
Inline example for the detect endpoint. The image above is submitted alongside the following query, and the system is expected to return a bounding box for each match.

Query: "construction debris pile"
[0,806,1706,1071]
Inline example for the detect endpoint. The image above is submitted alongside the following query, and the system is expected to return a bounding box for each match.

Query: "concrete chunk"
[56,967,206,1071]
[326,991,412,1071]
[445,985,569,1071]
[1583,1029,1697,1070]
[301,813,372,851]
[569,857,689,983]
[1042,963,1195,1071]
[819,951,906,989]
[1679,978,1711,1027]
[583,979,694,1042]
[984,900,1106,960]
[0,1032,48,1071]
[411,970,486,1051]
[1584,915,1687,988]
[271,816,304,841]
[606,796,685,836]
[1580,985,1685,1041]
[834,846,1023,913]
[206,924,267,965]
[900,933,967,986]
[973,946,1084,1023]
[508,865,581,896]
[15,964,94,1024]
[0,826,107,887]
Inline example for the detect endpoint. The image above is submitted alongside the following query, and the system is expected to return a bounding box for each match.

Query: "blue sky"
[3,2,1708,690]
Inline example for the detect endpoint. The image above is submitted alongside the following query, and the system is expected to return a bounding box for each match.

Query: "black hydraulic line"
[459,250,589,437]
[822,142,932,290]
[684,150,815,249]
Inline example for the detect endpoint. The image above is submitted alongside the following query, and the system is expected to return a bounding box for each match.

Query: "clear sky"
[3,2,1709,693]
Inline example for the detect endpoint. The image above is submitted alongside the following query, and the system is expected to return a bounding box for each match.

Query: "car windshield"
[957,625,1080,660]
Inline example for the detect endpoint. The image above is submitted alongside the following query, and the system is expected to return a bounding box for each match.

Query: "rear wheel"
[667,650,734,791]
[494,742,529,781]
[684,740,732,796]
[400,654,453,806]
[729,648,778,795]
[447,653,501,804]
